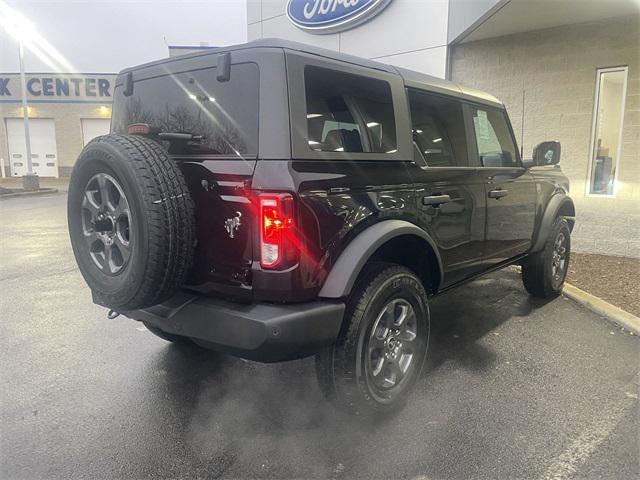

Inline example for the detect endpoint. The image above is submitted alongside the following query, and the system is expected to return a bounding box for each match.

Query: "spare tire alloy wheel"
[82,173,132,275]
[68,134,195,311]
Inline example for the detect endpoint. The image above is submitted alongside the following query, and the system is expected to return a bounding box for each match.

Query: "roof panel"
[120,38,502,107]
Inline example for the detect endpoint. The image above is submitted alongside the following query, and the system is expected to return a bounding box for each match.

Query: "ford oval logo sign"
[287,0,393,34]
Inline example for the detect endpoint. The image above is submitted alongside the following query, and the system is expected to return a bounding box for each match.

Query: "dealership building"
[0,73,115,177]
[1,0,638,256]
[248,0,639,257]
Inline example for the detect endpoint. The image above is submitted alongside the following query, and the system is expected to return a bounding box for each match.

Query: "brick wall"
[451,16,639,258]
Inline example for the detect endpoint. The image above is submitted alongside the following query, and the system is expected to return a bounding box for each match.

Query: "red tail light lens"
[127,123,150,135]
[259,194,295,268]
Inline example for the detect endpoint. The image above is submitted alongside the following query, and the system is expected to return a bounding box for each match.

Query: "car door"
[282,53,418,295]
[469,105,537,266]
[406,89,487,287]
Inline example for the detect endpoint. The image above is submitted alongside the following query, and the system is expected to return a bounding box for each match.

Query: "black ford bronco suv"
[68,39,575,416]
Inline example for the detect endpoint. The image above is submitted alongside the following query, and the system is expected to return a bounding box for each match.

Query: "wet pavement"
[1,193,638,479]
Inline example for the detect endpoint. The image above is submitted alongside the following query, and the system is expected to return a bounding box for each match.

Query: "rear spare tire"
[68,134,195,311]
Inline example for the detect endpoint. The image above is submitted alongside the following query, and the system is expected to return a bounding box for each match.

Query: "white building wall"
[247,0,450,78]
[451,16,640,257]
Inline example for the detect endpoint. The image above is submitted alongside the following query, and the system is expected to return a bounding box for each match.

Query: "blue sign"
[287,0,392,34]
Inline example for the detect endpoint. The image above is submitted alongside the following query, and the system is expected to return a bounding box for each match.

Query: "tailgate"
[180,159,257,294]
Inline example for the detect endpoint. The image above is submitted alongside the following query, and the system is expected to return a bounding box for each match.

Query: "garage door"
[6,118,59,178]
[81,118,111,146]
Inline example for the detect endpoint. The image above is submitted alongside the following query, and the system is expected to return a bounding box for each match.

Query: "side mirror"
[532,141,561,166]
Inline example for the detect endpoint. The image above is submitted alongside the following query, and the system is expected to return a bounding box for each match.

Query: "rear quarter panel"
[251,51,418,301]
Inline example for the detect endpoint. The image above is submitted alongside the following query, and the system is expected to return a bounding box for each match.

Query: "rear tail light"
[259,194,296,269]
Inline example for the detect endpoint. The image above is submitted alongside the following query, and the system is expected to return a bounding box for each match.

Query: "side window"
[304,66,397,153]
[471,107,518,167]
[407,89,469,167]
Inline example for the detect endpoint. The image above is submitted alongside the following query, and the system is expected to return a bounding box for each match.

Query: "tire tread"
[69,134,195,310]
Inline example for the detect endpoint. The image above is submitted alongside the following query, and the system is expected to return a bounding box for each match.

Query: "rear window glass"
[111,63,259,157]
[304,66,396,154]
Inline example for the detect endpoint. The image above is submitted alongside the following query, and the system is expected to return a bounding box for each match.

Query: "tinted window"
[304,66,396,153]
[471,107,518,167]
[111,63,259,157]
[408,89,469,167]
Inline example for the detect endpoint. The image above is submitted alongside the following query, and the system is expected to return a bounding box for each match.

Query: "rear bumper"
[124,292,345,362]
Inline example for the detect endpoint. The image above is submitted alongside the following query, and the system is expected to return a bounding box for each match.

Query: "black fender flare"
[318,219,443,298]
[531,194,575,253]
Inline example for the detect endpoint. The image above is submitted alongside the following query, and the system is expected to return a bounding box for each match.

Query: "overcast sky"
[0,0,247,73]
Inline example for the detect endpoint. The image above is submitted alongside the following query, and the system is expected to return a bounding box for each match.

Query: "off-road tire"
[143,322,194,345]
[522,217,571,298]
[68,134,195,311]
[315,264,430,418]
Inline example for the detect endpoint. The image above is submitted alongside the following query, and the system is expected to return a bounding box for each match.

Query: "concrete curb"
[563,283,640,335]
[0,188,59,200]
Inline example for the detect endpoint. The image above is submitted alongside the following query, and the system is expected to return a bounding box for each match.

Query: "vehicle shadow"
[146,269,556,477]
[425,269,554,375]
[155,270,554,417]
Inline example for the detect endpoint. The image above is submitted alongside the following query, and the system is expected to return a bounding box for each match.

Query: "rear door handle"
[488,189,509,199]
[422,194,452,206]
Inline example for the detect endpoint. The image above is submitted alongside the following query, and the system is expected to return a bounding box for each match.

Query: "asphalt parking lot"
[1,193,638,480]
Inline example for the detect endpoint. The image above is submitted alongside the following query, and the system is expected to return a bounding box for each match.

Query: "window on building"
[471,107,518,168]
[304,66,397,153]
[588,67,628,196]
[408,89,469,167]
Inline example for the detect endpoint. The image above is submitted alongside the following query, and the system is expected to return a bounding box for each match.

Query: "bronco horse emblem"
[224,212,242,238]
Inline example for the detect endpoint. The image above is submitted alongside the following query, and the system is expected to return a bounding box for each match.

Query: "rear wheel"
[315,264,429,417]
[522,217,571,298]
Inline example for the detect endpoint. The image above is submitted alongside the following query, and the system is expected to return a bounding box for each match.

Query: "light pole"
[0,2,40,190]
[18,39,39,190]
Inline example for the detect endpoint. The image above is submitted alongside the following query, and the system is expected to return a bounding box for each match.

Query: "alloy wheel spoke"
[399,325,417,342]
[82,191,100,216]
[398,352,413,375]
[394,302,410,327]
[371,356,385,377]
[382,302,395,323]
[114,237,131,263]
[97,174,111,208]
[386,359,402,386]
[103,244,114,273]
[113,196,129,218]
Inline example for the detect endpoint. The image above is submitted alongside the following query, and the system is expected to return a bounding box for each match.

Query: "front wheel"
[522,217,571,298]
[315,264,430,417]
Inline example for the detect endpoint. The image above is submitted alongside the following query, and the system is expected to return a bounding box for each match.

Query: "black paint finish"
[111,43,573,308]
